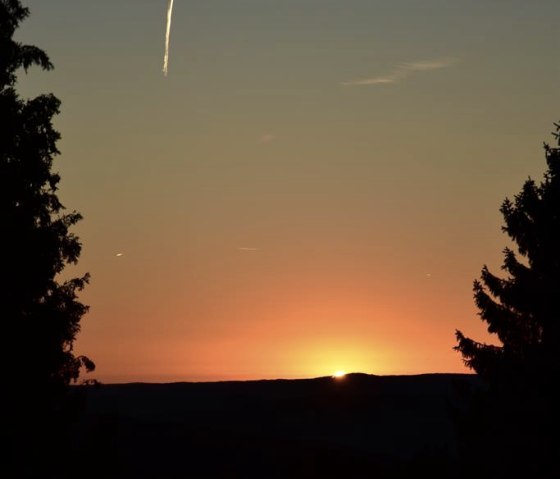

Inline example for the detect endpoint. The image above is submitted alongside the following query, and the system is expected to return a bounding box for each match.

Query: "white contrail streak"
[341,58,456,86]
[163,0,175,76]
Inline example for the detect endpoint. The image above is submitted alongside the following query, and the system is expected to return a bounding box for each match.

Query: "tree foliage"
[452,125,560,478]
[0,0,94,391]
[455,123,560,383]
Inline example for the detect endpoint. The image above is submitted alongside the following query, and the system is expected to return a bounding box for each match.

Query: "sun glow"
[333,370,346,378]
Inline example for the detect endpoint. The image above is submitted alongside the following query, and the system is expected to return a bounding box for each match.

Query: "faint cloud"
[342,58,456,86]
[259,133,275,144]
[238,247,258,252]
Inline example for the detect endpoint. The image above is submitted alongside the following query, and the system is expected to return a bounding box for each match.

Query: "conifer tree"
[455,122,560,383]
[1,0,94,393]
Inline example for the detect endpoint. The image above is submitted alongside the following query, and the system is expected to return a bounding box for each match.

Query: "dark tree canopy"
[455,123,560,383]
[1,0,94,391]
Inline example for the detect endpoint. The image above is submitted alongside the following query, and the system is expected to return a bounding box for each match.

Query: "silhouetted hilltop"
[73,373,477,478]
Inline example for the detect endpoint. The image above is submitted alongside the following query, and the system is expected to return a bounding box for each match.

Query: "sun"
[332,370,346,379]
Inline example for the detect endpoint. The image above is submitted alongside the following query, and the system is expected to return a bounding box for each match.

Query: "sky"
[16,0,559,383]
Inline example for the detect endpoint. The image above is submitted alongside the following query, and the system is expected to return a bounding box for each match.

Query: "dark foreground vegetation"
[70,373,476,478]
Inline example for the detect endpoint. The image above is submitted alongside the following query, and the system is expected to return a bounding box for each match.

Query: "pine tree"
[452,124,560,478]
[1,0,94,393]
[455,123,560,383]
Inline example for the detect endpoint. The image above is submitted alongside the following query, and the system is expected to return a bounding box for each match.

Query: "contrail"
[163,0,175,76]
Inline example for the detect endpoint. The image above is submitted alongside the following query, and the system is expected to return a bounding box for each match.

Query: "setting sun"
[333,371,346,379]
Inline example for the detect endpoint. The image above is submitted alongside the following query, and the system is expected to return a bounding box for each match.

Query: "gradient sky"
[16,0,559,382]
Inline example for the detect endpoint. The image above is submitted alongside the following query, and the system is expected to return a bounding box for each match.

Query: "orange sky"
[17,0,560,382]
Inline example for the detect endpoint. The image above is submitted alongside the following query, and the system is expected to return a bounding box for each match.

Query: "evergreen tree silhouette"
[1,0,94,394]
[453,123,560,478]
[2,2,97,476]
[455,123,560,383]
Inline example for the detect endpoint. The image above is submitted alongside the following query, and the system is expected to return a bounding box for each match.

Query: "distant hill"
[73,373,478,478]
